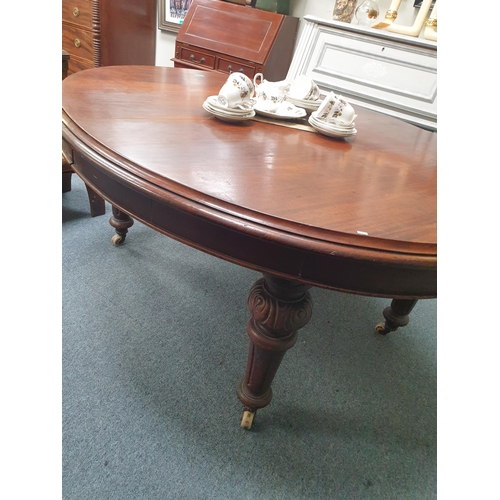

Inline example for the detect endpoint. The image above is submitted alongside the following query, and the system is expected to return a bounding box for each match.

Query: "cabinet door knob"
[74,38,81,48]
[73,7,79,17]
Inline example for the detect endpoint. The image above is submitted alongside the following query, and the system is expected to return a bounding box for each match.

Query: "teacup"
[253,73,289,112]
[288,75,320,101]
[316,92,357,127]
[218,73,255,109]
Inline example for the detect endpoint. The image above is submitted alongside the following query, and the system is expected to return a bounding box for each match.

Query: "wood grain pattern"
[62,66,437,298]
[174,0,298,80]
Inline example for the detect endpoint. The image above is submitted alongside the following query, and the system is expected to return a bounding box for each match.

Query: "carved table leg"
[237,274,313,429]
[375,298,418,335]
[109,206,134,246]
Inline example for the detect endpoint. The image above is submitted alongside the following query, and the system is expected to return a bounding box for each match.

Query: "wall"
[155,0,424,67]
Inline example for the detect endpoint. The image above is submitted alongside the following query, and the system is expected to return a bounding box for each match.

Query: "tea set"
[202,72,357,138]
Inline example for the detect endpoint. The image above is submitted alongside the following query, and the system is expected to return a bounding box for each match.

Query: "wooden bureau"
[173,0,299,81]
[62,0,156,77]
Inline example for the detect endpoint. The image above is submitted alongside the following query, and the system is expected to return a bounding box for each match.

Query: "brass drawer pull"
[190,54,205,64]
[73,7,79,17]
[74,38,81,48]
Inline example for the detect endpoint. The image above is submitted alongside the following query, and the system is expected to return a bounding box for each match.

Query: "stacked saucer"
[254,100,307,120]
[203,95,255,122]
[308,111,357,138]
[286,75,322,112]
[286,95,322,113]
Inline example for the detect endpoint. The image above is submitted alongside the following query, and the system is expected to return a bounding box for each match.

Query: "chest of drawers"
[62,0,156,77]
[173,0,298,81]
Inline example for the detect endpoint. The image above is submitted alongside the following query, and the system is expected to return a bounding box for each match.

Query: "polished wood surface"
[63,66,436,427]
[62,0,156,77]
[63,66,436,297]
[173,0,298,80]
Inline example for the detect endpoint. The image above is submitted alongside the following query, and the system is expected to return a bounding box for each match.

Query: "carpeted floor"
[63,174,437,499]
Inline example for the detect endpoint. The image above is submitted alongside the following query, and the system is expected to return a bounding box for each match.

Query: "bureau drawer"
[63,24,94,63]
[176,44,216,70]
[217,57,256,78]
[62,0,93,29]
[67,56,95,76]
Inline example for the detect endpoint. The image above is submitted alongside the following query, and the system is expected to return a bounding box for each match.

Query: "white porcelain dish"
[286,96,322,112]
[308,114,357,138]
[203,100,255,122]
[254,102,307,120]
[206,95,255,114]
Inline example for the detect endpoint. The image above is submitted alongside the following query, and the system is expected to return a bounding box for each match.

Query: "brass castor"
[375,322,390,335]
[241,410,255,430]
[111,233,125,246]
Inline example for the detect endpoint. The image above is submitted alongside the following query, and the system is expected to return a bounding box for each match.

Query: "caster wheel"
[241,410,255,430]
[375,322,389,335]
[111,233,125,246]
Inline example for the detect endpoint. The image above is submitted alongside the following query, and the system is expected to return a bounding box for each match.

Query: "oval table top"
[62,66,437,298]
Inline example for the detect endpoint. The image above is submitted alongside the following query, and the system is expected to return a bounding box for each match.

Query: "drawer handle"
[73,7,79,17]
[227,65,244,74]
[190,54,205,64]
[74,38,81,48]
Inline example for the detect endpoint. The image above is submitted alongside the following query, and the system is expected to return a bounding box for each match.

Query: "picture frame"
[158,0,193,33]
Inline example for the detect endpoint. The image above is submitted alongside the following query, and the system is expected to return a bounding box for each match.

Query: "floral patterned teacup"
[316,92,357,127]
[217,73,255,109]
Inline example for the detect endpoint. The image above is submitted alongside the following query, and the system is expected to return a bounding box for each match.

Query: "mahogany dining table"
[62,66,437,429]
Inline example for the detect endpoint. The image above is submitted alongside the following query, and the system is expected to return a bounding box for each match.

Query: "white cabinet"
[287,16,437,130]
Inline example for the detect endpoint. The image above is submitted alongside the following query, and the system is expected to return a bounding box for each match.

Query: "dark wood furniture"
[62,50,70,79]
[173,0,299,81]
[62,66,437,429]
[62,49,106,216]
[62,50,77,195]
[62,0,156,215]
[62,0,156,76]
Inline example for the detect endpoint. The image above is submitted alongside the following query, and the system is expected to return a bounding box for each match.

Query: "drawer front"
[67,56,95,76]
[62,0,93,29]
[177,45,216,70]
[217,57,256,78]
[63,24,94,63]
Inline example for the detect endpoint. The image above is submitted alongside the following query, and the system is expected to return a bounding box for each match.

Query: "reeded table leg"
[109,206,134,246]
[375,298,418,335]
[237,273,312,429]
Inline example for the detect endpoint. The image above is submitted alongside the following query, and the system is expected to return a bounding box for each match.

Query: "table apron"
[64,136,437,300]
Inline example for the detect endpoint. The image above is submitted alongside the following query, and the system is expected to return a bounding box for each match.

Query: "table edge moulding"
[62,66,437,430]
[286,16,437,131]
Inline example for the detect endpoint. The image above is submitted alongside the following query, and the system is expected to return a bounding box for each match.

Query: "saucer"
[207,95,255,114]
[310,112,356,131]
[254,101,307,120]
[308,114,357,138]
[286,96,322,112]
[203,100,255,122]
